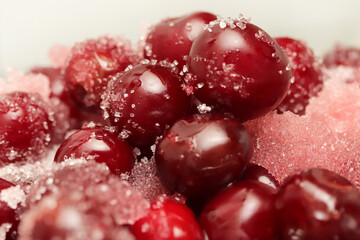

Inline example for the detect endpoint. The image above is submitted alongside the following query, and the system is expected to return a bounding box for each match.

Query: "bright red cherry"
[64,35,136,111]
[199,180,278,240]
[155,114,253,203]
[0,92,54,163]
[275,37,323,115]
[101,63,191,149]
[0,178,18,240]
[324,44,360,68]
[187,17,291,121]
[131,197,204,240]
[54,126,134,175]
[145,11,217,67]
[276,168,360,240]
[240,163,279,190]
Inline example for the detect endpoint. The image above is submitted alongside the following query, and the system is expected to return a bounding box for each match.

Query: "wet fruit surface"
[145,11,217,67]
[200,180,278,240]
[0,178,18,240]
[102,63,191,149]
[155,114,253,202]
[131,197,204,240]
[276,168,360,240]
[275,37,323,115]
[0,92,53,163]
[54,126,134,175]
[240,163,279,190]
[188,17,291,121]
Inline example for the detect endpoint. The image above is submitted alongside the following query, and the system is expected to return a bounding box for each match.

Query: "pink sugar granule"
[129,157,168,202]
[306,66,360,139]
[0,68,51,102]
[48,45,72,69]
[244,111,343,183]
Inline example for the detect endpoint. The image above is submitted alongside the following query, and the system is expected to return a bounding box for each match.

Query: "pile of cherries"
[0,11,360,240]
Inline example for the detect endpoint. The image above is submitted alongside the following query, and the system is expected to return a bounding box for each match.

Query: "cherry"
[145,11,217,67]
[54,126,134,175]
[199,180,278,240]
[101,63,191,149]
[0,178,18,240]
[155,114,253,203]
[324,44,360,68]
[240,163,279,190]
[64,35,136,111]
[275,37,323,115]
[0,92,54,163]
[187,17,291,121]
[276,168,360,240]
[131,197,204,240]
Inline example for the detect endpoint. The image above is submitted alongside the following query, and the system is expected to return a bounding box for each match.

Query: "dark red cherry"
[275,37,323,115]
[64,36,136,111]
[240,163,279,190]
[276,168,360,240]
[324,44,360,68]
[102,63,191,149]
[155,114,253,202]
[199,180,278,240]
[0,178,18,240]
[131,198,204,240]
[187,18,291,121]
[145,11,217,67]
[0,92,54,163]
[54,126,134,175]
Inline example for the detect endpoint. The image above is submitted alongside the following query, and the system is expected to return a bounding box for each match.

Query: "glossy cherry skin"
[64,36,136,111]
[0,92,54,163]
[275,37,323,115]
[276,168,360,240]
[324,44,360,68]
[0,178,18,240]
[240,163,279,190]
[54,126,134,175]
[131,198,204,240]
[155,114,253,202]
[145,11,217,67]
[188,19,291,121]
[199,180,278,240]
[102,64,191,149]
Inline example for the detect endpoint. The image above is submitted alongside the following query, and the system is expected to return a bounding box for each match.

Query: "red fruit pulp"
[324,44,360,68]
[200,180,278,240]
[131,198,204,240]
[188,17,291,121]
[275,37,323,115]
[64,36,136,111]
[0,178,18,240]
[276,168,360,240]
[0,92,54,163]
[54,126,134,175]
[145,11,217,67]
[102,63,191,149]
[155,114,253,202]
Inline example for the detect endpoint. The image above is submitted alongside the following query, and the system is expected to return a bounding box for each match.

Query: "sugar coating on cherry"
[155,114,253,202]
[324,44,360,68]
[187,16,292,121]
[0,92,54,163]
[276,168,360,240]
[54,126,135,175]
[275,37,323,115]
[145,11,217,67]
[64,35,137,110]
[0,178,19,240]
[101,63,191,149]
[131,196,204,240]
[200,180,278,240]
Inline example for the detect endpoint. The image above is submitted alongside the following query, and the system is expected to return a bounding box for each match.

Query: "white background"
[1,0,360,78]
